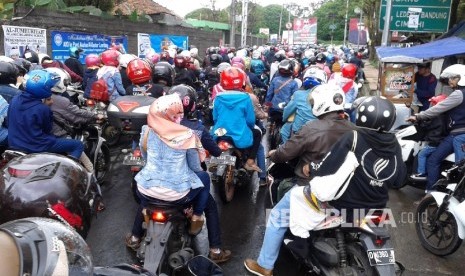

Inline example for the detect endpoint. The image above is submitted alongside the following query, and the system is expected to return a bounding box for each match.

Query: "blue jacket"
[83,68,98,98]
[135,126,203,194]
[0,84,22,104]
[211,91,255,148]
[265,75,298,111]
[8,93,57,152]
[247,71,267,89]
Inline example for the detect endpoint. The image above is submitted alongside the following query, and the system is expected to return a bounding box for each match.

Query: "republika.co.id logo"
[54,33,63,47]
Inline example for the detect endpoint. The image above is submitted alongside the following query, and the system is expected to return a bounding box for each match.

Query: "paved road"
[86,139,464,276]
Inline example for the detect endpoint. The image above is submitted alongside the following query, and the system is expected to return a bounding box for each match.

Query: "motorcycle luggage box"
[107,96,155,134]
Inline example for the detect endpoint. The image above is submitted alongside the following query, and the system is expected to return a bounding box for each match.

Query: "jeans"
[257,143,266,179]
[257,190,291,270]
[47,138,84,159]
[417,145,437,175]
[131,171,222,248]
[453,134,465,163]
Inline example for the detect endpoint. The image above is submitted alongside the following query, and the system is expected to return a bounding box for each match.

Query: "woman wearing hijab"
[125,94,231,263]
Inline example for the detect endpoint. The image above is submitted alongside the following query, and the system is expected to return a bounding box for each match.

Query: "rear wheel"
[415,195,462,256]
[218,165,235,203]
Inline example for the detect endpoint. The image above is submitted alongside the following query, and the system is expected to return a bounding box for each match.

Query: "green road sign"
[379,0,452,32]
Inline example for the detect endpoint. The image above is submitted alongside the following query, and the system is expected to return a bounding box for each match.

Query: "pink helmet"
[231,62,245,71]
[145,51,160,64]
[219,46,228,55]
[85,54,100,68]
[231,56,244,65]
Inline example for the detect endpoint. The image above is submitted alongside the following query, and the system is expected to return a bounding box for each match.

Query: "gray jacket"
[50,94,96,137]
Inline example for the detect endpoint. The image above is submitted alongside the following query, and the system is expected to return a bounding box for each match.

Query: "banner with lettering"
[51,31,128,64]
[293,18,317,44]
[2,25,47,57]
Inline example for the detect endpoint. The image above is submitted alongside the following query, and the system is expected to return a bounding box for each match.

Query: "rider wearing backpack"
[97,49,126,101]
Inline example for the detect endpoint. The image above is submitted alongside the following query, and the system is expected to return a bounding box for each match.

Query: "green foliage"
[185,8,229,23]
[0,3,14,20]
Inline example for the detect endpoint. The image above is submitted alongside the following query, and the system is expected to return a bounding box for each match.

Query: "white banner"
[2,25,47,57]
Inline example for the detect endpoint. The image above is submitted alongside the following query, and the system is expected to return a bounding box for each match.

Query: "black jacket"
[309,128,406,210]
[64,57,84,78]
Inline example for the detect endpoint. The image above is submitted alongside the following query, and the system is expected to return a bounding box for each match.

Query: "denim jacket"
[265,75,298,110]
[135,126,204,193]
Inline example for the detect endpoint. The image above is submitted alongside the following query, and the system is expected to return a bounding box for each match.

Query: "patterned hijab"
[147,94,205,161]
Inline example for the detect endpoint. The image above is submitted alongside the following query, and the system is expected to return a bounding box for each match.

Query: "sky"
[155,0,287,17]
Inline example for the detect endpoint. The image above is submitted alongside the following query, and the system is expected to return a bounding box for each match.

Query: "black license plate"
[367,249,395,266]
[209,155,236,166]
[123,155,146,166]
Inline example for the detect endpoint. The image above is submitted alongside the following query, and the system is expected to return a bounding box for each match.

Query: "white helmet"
[168,48,177,60]
[304,49,313,59]
[0,56,14,63]
[217,62,231,73]
[118,54,137,68]
[180,50,191,57]
[190,47,198,57]
[303,66,327,84]
[309,83,345,117]
[38,53,51,64]
[236,49,247,58]
[440,64,465,86]
[252,50,261,59]
[44,67,71,93]
[257,46,265,53]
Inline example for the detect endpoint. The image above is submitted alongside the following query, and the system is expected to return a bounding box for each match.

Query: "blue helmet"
[302,66,327,90]
[326,54,335,64]
[24,70,61,99]
[69,46,83,58]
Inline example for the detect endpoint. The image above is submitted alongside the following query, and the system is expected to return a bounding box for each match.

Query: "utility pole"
[241,0,248,47]
[343,0,349,46]
[381,0,392,46]
[230,0,236,47]
[278,4,284,44]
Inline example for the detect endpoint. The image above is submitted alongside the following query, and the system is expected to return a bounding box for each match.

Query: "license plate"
[123,155,146,166]
[209,155,236,166]
[367,249,395,266]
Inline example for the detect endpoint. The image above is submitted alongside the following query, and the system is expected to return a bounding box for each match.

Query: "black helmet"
[13,58,31,75]
[168,84,198,118]
[356,96,396,132]
[207,46,217,55]
[0,153,95,237]
[22,49,40,64]
[0,61,19,85]
[315,53,326,64]
[209,54,223,67]
[152,61,175,86]
[278,59,294,77]
[0,217,93,276]
[308,56,317,65]
[274,52,286,62]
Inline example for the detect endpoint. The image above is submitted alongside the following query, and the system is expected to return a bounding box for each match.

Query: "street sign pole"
[381,0,392,46]
[343,0,349,46]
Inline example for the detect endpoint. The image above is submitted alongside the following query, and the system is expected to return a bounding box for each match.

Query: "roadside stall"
[375,36,465,129]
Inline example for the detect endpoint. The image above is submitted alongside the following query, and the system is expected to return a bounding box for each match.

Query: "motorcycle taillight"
[8,167,32,178]
[117,101,140,113]
[151,211,167,223]
[218,141,232,151]
[133,149,141,158]
[86,99,96,107]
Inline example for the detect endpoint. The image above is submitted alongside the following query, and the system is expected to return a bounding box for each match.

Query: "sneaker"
[209,249,232,264]
[244,259,273,276]
[125,234,141,250]
[410,173,426,181]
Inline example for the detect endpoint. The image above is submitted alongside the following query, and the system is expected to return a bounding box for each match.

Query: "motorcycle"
[0,152,101,238]
[134,200,197,275]
[395,125,454,190]
[265,164,402,275]
[415,160,465,256]
[208,129,254,203]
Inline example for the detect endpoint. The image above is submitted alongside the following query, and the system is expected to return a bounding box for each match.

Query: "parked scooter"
[415,160,465,256]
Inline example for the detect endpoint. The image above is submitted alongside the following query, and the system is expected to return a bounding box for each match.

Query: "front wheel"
[415,195,463,256]
[217,165,235,203]
[95,143,110,184]
[102,123,121,147]
[346,243,377,276]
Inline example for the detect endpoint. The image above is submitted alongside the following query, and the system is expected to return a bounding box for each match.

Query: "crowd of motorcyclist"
[0,40,465,275]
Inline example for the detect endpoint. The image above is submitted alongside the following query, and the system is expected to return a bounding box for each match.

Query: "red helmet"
[126,59,152,84]
[220,67,246,90]
[429,94,447,106]
[101,49,120,67]
[85,54,100,68]
[342,64,357,79]
[174,54,189,68]
[160,51,170,61]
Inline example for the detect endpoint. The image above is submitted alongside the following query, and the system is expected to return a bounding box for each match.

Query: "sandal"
[244,162,262,173]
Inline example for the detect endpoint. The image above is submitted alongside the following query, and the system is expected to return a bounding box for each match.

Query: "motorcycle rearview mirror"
[187,256,223,276]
